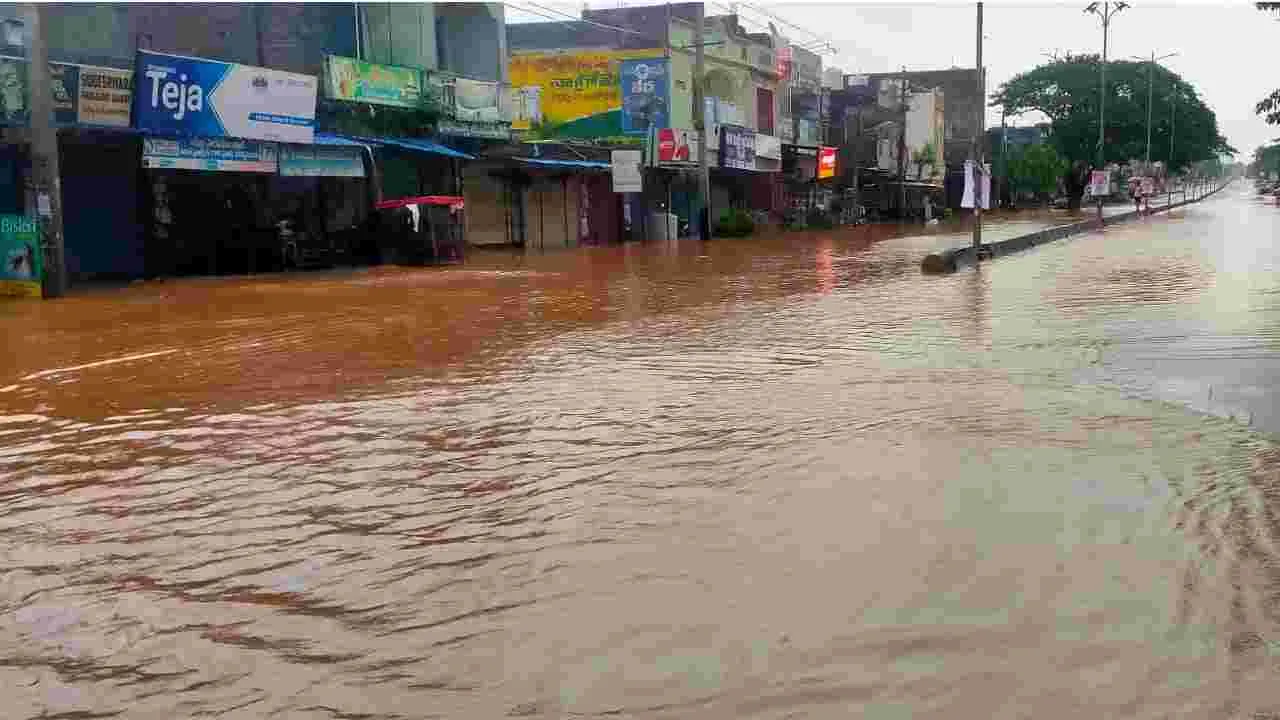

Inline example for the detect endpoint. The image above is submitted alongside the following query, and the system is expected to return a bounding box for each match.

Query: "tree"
[1007,143,1068,205]
[992,55,1234,173]
[1255,144,1280,177]
[1256,3,1280,125]
[911,142,937,179]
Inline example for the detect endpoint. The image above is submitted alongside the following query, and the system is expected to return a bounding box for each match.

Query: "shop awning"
[313,133,372,148]
[360,136,474,160]
[514,157,611,170]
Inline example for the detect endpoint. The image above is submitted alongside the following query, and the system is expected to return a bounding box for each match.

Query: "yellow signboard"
[509,48,663,132]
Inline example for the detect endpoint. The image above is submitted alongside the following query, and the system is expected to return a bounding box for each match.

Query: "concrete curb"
[920,181,1232,274]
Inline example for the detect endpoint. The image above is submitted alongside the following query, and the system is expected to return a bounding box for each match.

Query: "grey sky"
[506,1,1278,157]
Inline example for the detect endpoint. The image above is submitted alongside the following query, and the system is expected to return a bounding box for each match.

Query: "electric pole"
[22,3,66,298]
[695,2,712,240]
[1085,1,1128,221]
[972,1,983,252]
[1129,50,1177,170]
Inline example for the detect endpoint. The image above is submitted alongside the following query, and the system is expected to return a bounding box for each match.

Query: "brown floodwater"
[2,190,1279,718]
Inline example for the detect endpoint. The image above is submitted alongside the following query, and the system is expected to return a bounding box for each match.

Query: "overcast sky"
[506,1,1278,157]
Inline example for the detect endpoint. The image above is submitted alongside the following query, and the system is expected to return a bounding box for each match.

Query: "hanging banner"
[142,136,278,173]
[611,149,643,193]
[279,144,365,177]
[817,146,837,179]
[508,48,664,135]
[134,50,317,143]
[719,124,755,170]
[324,55,422,109]
[0,215,42,299]
[619,57,668,135]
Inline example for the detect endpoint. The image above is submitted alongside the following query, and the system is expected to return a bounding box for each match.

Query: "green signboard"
[0,215,42,299]
[324,55,422,109]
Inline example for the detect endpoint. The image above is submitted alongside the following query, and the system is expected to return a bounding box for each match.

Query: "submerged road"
[1,187,1278,718]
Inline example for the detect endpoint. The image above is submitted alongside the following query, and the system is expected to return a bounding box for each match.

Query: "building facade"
[0,3,509,287]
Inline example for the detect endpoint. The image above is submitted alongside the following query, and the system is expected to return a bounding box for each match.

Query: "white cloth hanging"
[961,159,976,208]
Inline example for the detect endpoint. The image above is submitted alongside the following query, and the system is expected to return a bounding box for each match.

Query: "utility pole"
[897,76,908,220]
[695,2,712,240]
[1130,50,1178,170]
[1085,1,1128,222]
[972,1,983,252]
[22,4,65,298]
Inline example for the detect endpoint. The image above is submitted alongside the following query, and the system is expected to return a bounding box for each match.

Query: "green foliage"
[1255,144,1280,176]
[1007,143,1067,199]
[714,208,755,237]
[321,96,441,138]
[993,55,1234,172]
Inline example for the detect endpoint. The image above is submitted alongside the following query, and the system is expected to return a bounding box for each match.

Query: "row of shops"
[0,43,844,298]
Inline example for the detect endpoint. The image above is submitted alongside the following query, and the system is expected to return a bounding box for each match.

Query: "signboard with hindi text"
[509,48,664,135]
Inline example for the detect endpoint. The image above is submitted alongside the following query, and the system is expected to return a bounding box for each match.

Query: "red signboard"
[817,146,837,179]
[776,46,793,79]
[657,128,692,163]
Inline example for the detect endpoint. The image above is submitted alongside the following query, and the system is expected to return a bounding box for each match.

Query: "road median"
[920,180,1233,274]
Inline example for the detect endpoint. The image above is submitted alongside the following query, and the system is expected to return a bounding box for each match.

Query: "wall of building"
[864,68,981,170]
[0,3,358,75]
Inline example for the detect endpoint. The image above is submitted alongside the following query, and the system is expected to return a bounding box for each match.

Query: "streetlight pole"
[972,1,983,253]
[1085,1,1127,221]
[1129,51,1178,169]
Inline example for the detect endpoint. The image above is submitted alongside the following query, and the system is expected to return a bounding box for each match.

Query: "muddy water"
[2,191,1279,718]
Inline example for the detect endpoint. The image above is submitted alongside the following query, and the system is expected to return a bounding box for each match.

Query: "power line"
[736,2,838,52]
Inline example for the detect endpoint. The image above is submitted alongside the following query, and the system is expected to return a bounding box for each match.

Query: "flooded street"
[2,188,1279,718]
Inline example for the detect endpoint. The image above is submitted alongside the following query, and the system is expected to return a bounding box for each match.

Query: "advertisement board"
[279,145,365,177]
[817,146,837,179]
[755,133,782,161]
[619,58,668,135]
[0,60,132,128]
[611,149,643,193]
[76,65,133,127]
[0,215,42,299]
[437,119,510,140]
[142,136,278,173]
[134,50,317,143]
[719,125,755,170]
[452,77,503,123]
[657,128,699,165]
[324,55,422,109]
[508,48,664,134]
[1089,169,1111,197]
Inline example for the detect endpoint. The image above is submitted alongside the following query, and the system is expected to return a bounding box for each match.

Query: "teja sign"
[817,146,837,179]
[133,50,317,144]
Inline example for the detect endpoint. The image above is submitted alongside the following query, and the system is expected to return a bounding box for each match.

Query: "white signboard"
[611,150,643,193]
[1089,169,1111,197]
[755,133,782,161]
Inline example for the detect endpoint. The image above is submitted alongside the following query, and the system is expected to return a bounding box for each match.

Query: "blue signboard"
[141,136,278,173]
[619,58,668,136]
[134,50,317,143]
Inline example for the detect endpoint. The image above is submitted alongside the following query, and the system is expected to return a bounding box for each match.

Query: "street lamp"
[1129,51,1178,168]
[1084,0,1128,211]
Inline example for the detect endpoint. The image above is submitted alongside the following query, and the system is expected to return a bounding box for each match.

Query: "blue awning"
[359,135,474,160]
[314,132,372,148]
[514,157,611,170]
